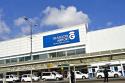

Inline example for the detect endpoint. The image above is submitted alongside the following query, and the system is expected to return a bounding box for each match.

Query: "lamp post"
[23,16,33,61]
[23,16,34,83]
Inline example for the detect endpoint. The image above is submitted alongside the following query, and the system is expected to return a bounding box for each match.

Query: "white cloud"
[14,17,38,26]
[14,17,26,26]
[14,17,38,36]
[0,9,11,34]
[0,9,11,41]
[0,20,10,34]
[41,6,89,27]
[21,26,30,34]
[106,22,113,26]
[14,17,30,35]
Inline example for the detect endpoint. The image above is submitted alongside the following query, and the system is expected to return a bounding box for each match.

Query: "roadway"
[17,78,125,83]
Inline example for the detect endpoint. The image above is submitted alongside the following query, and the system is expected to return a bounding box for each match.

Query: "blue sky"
[0,0,125,41]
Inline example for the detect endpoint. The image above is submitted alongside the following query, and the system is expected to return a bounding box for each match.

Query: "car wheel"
[36,79,40,82]
[13,80,16,83]
[32,79,35,82]
[98,75,102,79]
[21,79,25,82]
[42,78,46,81]
[82,76,86,79]
[56,77,59,81]
[114,74,119,78]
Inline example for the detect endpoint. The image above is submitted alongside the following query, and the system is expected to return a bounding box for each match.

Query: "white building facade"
[0,24,125,76]
[86,25,125,53]
[0,24,87,64]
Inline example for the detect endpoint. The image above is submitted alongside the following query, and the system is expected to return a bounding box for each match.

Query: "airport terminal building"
[0,24,125,77]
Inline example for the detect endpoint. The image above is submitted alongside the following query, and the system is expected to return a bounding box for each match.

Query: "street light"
[23,16,33,61]
[23,16,36,83]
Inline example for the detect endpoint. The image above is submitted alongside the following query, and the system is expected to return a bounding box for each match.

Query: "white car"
[21,74,40,82]
[5,75,14,82]
[10,75,20,81]
[67,71,89,79]
[96,69,121,78]
[0,75,19,82]
[41,72,63,81]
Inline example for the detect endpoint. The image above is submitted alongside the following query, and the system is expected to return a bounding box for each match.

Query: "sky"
[0,0,125,41]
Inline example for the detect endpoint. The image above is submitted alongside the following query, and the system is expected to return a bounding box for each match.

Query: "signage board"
[43,29,80,48]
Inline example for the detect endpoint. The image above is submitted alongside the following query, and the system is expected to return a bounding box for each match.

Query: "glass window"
[76,71,80,74]
[33,55,39,60]
[114,66,118,71]
[49,52,56,58]
[0,60,4,64]
[108,70,111,72]
[39,54,48,59]
[25,56,31,61]
[11,58,17,63]
[57,51,65,57]
[42,73,51,76]
[76,48,85,54]
[6,76,9,78]
[22,75,27,77]
[19,57,24,62]
[6,59,10,64]
[67,50,75,56]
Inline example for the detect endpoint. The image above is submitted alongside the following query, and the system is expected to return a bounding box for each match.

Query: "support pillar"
[121,63,125,76]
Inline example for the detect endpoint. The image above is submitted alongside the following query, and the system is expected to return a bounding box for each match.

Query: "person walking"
[70,70,75,83]
[103,67,109,82]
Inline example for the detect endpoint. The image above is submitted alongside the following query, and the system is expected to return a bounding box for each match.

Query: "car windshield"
[108,70,111,72]
[97,70,103,73]
[76,71,82,74]
[22,75,27,77]
[52,71,60,74]
[11,75,18,77]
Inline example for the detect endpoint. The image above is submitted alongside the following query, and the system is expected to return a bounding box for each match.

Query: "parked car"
[21,74,40,82]
[41,72,63,81]
[10,74,20,82]
[96,69,121,78]
[0,75,19,82]
[67,71,89,79]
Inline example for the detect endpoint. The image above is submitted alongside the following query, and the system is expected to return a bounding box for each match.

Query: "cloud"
[41,6,89,27]
[14,17,38,26]
[14,17,26,26]
[0,9,10,34]
[106,22,113,26]
[14,17,37,35]
[0,20,10,34]
[0,9,11,40]
[21,26,30,34]
[14,17,30,35]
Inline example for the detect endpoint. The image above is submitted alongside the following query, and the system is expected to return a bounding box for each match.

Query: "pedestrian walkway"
[78,78,125,83]
[81,81,125,83]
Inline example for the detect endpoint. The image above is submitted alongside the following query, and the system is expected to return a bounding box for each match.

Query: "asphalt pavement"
[2,77,125,83]
[18,77,125,83]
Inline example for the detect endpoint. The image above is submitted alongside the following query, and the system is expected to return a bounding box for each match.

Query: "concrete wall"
[86,25,125,53]
[0,24,87,58]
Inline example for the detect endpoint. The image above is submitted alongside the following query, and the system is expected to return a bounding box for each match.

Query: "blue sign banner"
[43,29,80,48]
